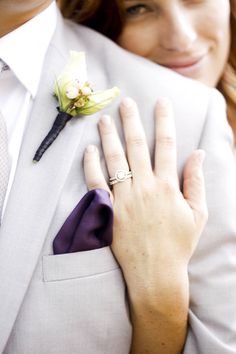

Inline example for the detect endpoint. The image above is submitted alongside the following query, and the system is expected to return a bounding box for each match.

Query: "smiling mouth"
[162,54,207,74]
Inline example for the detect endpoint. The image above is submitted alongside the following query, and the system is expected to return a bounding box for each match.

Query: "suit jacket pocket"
[43,246,119,282]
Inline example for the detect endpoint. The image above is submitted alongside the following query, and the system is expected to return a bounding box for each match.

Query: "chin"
[188,72,217,88]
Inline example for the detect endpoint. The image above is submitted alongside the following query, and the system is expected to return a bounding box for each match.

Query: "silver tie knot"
[0,59,10,73]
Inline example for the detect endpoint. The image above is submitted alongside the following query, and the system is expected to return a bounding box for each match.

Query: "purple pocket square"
[53,189,113,254]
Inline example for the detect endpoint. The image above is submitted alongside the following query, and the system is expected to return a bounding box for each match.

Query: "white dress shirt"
[0,1,57,215]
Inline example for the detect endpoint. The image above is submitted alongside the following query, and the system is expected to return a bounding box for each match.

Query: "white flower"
[33,51,120,162]
[66,85,79,99]
[54,51,120,117]
[81,86,92,96]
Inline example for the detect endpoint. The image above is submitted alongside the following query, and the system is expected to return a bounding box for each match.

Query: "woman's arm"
[84,97,207,354]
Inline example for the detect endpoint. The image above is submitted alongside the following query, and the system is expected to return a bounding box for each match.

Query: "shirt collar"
[0,1,57,98]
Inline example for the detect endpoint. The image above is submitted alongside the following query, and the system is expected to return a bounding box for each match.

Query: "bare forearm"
[129,268,189,354]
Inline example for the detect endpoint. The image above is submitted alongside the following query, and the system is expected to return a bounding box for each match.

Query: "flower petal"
[54,51,88,111]
[72,87,120,116]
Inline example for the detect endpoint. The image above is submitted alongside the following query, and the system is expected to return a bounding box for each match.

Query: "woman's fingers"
[98,115,131,193]
[183,149,208,228]
[84,144,112,200]
[154,99,178,184]
[119,98,152,180]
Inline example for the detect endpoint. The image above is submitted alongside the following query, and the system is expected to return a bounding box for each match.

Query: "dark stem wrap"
[33,111,73,162]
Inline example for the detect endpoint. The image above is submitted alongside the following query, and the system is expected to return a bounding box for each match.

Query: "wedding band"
[109,170,133,185]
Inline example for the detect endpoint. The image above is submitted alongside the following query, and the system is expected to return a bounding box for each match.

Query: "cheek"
[197,3,231,85]
[204,9,230,67]
[117,25,157,58]
[198,3,230,45]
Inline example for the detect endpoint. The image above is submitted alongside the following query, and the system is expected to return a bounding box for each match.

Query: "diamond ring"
[109,170,133,186]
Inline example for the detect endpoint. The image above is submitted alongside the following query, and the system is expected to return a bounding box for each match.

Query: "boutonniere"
[33,51,120,162]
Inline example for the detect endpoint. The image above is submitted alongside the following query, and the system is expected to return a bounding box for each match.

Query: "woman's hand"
[84,97,208,353]
[84,97,207,283]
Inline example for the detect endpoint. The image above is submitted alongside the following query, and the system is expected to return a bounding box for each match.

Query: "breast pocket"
[42,246,120,282]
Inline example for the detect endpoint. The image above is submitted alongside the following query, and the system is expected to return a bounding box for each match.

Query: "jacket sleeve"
[184,88,236,354]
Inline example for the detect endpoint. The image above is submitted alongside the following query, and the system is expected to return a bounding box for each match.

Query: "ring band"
[109,170,133,185]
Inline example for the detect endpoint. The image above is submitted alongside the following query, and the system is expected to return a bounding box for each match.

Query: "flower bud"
[81,86,92,96]
[66,86,79,99]
[74,79,82,90]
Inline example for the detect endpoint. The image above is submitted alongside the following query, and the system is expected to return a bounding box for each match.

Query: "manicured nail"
[86,145,97,153]
[100,115,111,125]
[122,97,134,108]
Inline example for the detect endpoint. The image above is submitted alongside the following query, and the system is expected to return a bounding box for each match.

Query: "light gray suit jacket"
[1,10,236,354]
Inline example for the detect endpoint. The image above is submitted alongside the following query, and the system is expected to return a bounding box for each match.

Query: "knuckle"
[159,178,177,195]
[88,180,103,190]
[100,127,113,136]
[106,151,125,163]
[123,109,135,120]
[186,173,204,189]
[157,136,175,148]
[127,136,146,148]
[135,183,156,203]
[142,188,154,203]
[121,103,138,119]
[84,153,96,163]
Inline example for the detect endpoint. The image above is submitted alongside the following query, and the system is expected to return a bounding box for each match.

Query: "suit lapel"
[0,15,88,350]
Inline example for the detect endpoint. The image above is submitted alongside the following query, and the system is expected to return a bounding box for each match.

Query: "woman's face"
[118,0,231,87]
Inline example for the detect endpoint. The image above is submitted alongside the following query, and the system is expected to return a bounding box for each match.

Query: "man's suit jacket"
[1,10,236,354]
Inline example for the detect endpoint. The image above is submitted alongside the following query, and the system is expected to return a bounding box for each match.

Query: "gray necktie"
[0,61,10,219]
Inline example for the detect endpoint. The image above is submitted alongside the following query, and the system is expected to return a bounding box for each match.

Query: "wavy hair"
[218,3,236,124]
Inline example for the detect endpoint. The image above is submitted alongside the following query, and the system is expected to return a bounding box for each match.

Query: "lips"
[164,58,202,69]
[161,54,207,74]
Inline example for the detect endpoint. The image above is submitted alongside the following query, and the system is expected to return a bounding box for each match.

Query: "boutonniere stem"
[33,111,72,162]
[33,51,120,162]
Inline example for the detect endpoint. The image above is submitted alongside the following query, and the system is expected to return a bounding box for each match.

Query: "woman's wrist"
[126,265,189,321]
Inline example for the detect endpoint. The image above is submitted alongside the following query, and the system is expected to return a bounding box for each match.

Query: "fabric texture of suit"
[1,9,236,354]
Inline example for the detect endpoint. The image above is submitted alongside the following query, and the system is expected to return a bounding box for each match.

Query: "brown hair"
[60,0,126,40]
[218,8,236,128]
[60,0,236,123]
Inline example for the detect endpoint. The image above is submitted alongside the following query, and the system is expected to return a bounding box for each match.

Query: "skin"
[84,98,207,353]
[82,0,230,352]
[118,0,231,87]
[0,0,53,37]
[0,2,208,352]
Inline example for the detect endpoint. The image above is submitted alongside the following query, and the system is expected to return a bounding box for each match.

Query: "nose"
[160,9,197,52]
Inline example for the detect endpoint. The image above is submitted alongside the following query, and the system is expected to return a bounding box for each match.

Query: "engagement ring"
[109,170,133,185]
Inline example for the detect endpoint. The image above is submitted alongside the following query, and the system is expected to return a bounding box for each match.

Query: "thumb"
[183,149,208,229]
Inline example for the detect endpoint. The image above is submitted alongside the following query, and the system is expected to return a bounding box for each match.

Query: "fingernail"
[122,97,134,108]
[86,145,96,153]
[100,115,111,125]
